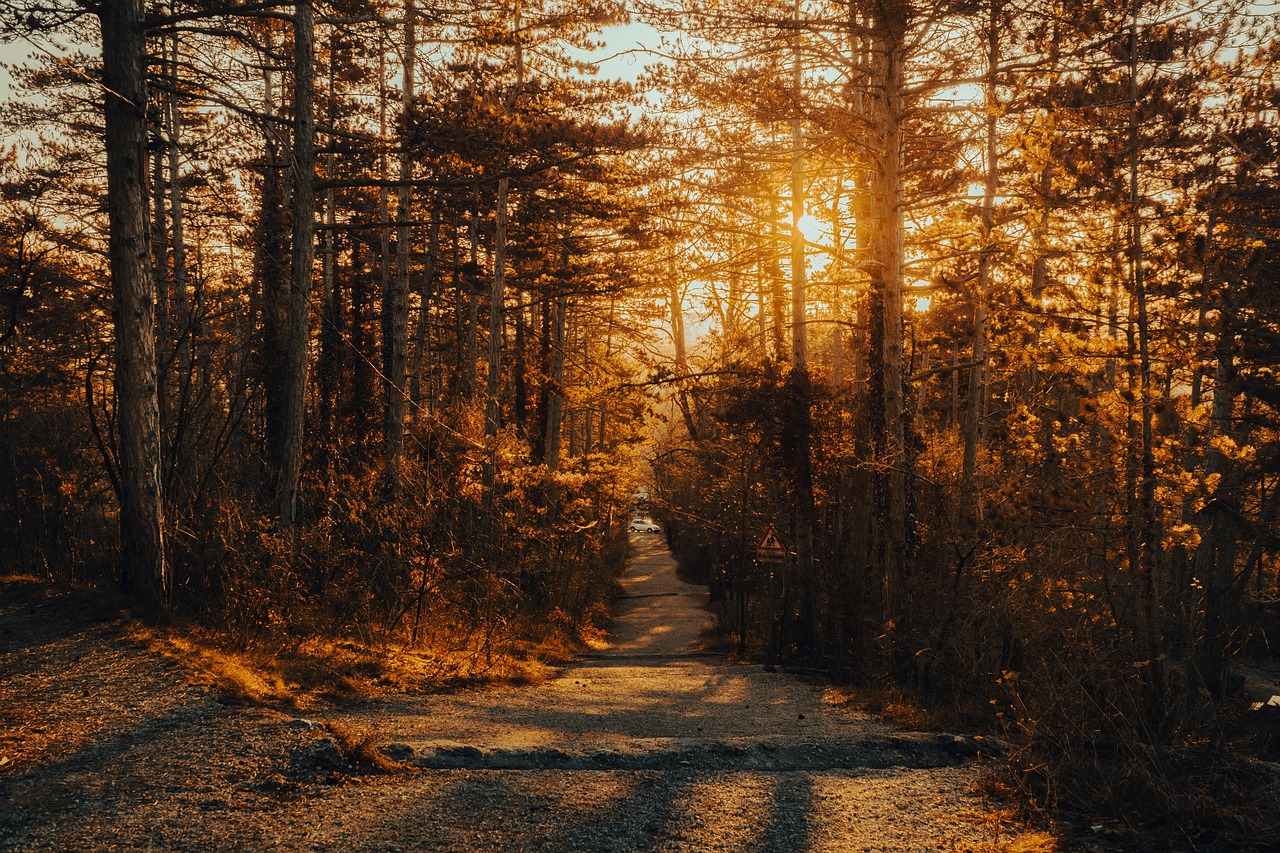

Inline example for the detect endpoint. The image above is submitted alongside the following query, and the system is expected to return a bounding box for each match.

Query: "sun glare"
[797,213,824,245]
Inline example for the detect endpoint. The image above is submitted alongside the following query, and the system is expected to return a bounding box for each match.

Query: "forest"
[2,0,1279,846]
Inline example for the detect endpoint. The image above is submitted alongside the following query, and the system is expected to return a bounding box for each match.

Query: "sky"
[0,18,663,101]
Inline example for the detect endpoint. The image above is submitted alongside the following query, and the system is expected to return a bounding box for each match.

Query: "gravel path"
[0,536,1025,852]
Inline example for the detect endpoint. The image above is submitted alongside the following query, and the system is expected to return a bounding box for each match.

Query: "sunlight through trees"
[1,0,1279,842]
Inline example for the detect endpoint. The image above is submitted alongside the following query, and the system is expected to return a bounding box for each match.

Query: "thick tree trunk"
[276,0,317,523]
[99,0,168,608]
[259,59,291,484]
[789,2,808,372]
[862,0,911,667]
[788,2,817,654]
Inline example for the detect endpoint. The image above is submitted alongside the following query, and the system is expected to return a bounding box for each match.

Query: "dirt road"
[0,535,1025,851]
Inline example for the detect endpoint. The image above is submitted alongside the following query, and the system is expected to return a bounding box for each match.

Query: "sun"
[797,213,824,245]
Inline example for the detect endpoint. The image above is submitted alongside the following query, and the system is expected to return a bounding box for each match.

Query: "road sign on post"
[756,525,786,563]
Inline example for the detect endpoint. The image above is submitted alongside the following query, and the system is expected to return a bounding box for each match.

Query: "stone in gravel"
[294,736,346,773]
[378,743,415,761]
[284,718,322,730]
[442,745,482,759]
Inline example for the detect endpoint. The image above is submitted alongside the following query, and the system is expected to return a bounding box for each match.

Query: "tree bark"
[99,0,168,608]
[167,32,192,495]
[668,252,699,441]
[482,176,508,492]
[788,0,816,654]
[862,0,911,666]
[276,0,317,523]
[544,290,568,472]
[962,0,1001,523]
[383,0,415,487]
[1128,0,1159,643]
[409,194,441,409]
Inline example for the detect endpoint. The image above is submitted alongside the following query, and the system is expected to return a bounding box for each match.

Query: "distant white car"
[628,518,660,533]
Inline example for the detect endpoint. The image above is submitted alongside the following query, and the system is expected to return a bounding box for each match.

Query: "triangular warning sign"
[757,525,786,562]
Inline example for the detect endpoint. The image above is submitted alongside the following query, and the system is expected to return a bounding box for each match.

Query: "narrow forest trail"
[305,534,1015,850]
[0,539,1039,852]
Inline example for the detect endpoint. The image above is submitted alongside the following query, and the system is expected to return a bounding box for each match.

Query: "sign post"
[756,525,786,666]
[756,525,786,563]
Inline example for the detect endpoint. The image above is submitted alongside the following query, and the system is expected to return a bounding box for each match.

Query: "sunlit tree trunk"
[668,252,699,441]
[99,0,168,608]
[788,0,816,653]
[961,0,1001,524]
[150,39,171,489]
[166,32,192,495]
[768,194,788,361]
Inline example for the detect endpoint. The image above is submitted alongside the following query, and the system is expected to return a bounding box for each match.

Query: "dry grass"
[124,612,602,710]
[322,721,404,773]
[824,684,993,734]
[953,798,1061,853]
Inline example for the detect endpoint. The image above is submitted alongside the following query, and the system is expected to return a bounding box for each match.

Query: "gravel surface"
[0,537,1033,852]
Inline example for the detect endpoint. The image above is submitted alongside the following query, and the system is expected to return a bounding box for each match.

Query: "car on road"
[628,518,660,533]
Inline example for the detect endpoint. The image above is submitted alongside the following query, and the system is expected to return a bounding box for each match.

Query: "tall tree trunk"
[788,0,816,654]
[545,290,568,472]
[99,0,168,608]
[276,0,317,523]
[862,0,911,669]
[1129,0,1159,644]
[462,194,482,400]
[1192,235,1239,693]
[789,0,808,372]
[668,252,698,441]
[383,0,416,487]
[167,32,192,496]
[513,289,529,432]
[768,195,788,361]
[349,240,374,445]
[962,0,1001,523]
[318,32,339,444]
[482,176,509,492]
[150,59,171,489]
[410,193,441,409]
